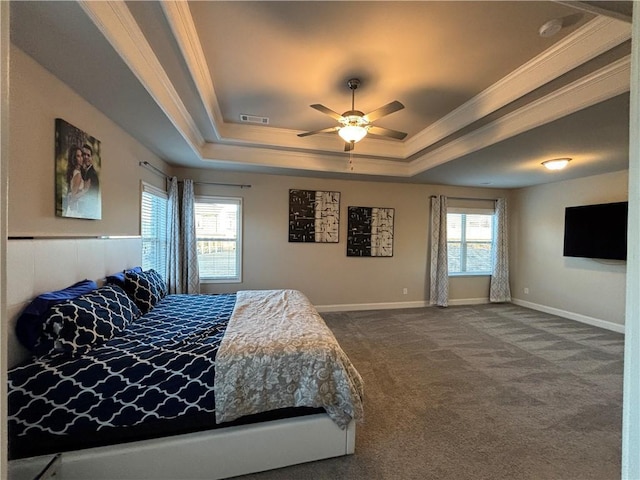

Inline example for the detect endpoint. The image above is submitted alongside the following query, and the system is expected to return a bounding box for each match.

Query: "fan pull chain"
[349,151,354,171]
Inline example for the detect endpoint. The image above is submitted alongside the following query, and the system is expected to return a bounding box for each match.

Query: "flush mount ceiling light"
[542,158,571,170]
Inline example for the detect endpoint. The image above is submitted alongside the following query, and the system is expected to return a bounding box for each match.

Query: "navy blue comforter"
[8,293,236,458]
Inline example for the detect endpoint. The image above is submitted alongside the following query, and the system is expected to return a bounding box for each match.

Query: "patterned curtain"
[181,180,200,294]
[430,195,449,307]
[166,177,182,294]
[490,198,512,302]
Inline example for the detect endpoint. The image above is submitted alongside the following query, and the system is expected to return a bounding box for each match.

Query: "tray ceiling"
[10,1,633,187]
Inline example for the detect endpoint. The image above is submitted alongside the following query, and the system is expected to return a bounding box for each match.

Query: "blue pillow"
[124,270,164,314]
[15,279,98,353]
[105,266,143,288]
[37,284,141,357]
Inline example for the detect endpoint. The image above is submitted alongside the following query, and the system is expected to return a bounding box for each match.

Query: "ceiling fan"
[298,78,407,152]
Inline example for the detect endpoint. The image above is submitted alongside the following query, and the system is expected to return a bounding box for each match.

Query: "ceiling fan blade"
[310,104,344,121]
[368,125,408,140]
[344,142,355,152]
[297,126,340,138]
[363,100,404,123]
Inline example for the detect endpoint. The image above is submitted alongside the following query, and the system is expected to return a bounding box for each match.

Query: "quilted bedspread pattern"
[214,289,364,428]
[8,294,236,442]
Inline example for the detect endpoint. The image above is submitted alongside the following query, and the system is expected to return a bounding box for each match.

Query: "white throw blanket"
[214,290,364,428]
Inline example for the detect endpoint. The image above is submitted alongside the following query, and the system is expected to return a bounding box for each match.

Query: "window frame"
[195,195,243,284]
[446,207,495,277]
[140,182,168,279]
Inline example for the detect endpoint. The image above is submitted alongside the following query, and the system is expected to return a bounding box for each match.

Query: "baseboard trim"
[448,297,490,306]
[316,301,428,313]
[316,298,491,313]
[511,298,625,334]
[318,298,625,334]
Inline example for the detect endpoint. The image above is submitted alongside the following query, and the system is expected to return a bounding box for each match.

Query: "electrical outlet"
[524,287,530,295]
[403,288,408,295]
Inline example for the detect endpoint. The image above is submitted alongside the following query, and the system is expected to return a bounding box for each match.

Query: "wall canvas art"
[289,189,340,242]
[347,206,395,257]
[55,118,102,220]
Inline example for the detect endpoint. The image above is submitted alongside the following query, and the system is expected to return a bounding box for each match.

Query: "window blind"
[141,183,168,278]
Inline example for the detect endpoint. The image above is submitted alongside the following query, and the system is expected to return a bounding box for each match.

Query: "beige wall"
[510,170,628,328]
[1,2,9,475]
[8,46,167,237]
[8,44,511,308]
[172,170,508,308]
[14,41,628,319]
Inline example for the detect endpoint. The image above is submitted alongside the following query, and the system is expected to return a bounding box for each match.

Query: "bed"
[6,239,363,480]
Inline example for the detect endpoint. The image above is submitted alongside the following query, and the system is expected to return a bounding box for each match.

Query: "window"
[447,211,494,275]
[195,196,242,283]
[141,183,168,278]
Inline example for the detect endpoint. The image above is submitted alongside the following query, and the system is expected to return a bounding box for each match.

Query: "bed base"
[9,414,356,480]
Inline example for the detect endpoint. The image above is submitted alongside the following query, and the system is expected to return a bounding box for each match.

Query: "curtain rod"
[139,161,252,189]
[8,236,141,240]
[431,195,498,202]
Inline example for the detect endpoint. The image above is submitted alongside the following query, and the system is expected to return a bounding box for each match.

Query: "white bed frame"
[9,415,356,480]
[7,238,357,480]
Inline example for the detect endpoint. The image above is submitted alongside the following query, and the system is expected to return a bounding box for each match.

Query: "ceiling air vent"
[240,114,269,125]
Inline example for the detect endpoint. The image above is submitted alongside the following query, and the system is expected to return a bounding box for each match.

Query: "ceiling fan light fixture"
[339,125,368,143]
[299,78,406,149]
[542,158,571,170]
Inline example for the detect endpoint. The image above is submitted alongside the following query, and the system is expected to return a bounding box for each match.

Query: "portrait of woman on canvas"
[64,146,87,217]
[55,118,102,220]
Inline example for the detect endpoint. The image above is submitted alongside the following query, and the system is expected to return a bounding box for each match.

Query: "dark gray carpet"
[236,304,623,480]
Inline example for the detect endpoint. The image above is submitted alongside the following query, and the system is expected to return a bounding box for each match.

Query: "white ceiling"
[9,1,634,188]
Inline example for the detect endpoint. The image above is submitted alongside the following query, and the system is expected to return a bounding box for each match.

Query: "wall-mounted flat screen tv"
[563,201,628,261]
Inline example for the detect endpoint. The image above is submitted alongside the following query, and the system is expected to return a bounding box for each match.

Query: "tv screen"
[563,201,628,261]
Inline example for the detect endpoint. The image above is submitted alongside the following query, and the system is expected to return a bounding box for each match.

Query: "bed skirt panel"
[8,415,356,480]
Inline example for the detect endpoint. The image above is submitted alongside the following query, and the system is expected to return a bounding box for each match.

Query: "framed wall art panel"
[347,206,394,257]
[289,189,340,243]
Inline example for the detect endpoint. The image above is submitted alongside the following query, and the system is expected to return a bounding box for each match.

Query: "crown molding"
[199,141,411,178]
[160,1,223,140]
[194,55,629,179]
[80,2,632,179]
[408,55,631,175]
[160,1,406,159]
[405,16,631,157]
[556,1,633,23]
[160,8,629,161]
[197,55,630,179]
[78,1,204,151]
[217,122,406,159]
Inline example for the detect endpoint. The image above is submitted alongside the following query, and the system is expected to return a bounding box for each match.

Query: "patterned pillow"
[15,279,98,353]
[105,266,143,289]
[147,269,167,298]
[124,270,165,314]
[36,284,141,357]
